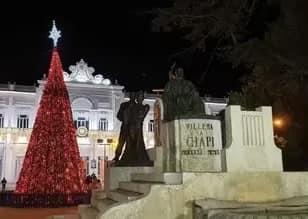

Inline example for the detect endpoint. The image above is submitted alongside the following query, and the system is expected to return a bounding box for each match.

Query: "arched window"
[72,97,94,109]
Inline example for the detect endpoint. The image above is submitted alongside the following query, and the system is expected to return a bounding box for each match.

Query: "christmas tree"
[15,21,86,195]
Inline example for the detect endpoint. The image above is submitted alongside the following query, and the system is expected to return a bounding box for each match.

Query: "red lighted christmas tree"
[15,21,86,195]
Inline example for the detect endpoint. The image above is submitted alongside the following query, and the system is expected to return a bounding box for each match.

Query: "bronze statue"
[113,92,136,161]
[162,65,205,121]
[114,91,152,166]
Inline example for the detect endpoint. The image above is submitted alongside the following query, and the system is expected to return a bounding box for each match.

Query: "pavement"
[0,207,78,219]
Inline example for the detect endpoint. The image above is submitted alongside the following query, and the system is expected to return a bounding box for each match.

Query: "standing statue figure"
[115,91,152,166]
[133,91,151,163]
[113,92,136,161]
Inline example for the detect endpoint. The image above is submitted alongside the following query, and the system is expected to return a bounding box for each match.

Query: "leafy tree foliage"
[153,0,277,82]
[153,0,308,169]
[153,0,264,47]
[229,1,308,136]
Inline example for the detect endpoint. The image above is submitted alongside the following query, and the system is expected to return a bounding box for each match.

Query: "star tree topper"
[49,20,61,47]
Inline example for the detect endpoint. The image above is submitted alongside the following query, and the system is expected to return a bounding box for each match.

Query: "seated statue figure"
[162,67,205,121]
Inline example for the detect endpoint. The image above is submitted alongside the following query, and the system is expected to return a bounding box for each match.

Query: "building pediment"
[63,59,111,86]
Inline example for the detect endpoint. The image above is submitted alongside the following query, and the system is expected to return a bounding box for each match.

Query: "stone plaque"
[179,119,222,172]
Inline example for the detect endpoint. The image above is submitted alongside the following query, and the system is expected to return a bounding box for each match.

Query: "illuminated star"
[49,20,61,47]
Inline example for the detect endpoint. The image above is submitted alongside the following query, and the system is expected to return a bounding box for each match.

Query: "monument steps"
[78,171,173,219]
[79,204,99,219]
[107,188,142,202]
[46,214,80,219]
[92,189,107,200]
[131,172,182,184]
[93,197,117,212]
[79,197,118,219]
[119,181,155,194]
[90,190,107,211]
[132,173,165,183]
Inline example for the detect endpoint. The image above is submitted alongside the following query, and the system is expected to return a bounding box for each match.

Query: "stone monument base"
[97,171,308,219]
[113,160,154,167]
[194,197,308,218]
[161,118,223,172]
[105,166,156,191]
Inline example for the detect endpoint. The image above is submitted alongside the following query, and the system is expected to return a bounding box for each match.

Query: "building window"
[98,118,108,131]
[17,115,29,129]
[15,157,24,178]
[74,117,89,129]
[148,119,154,132]
[0,114,4,128]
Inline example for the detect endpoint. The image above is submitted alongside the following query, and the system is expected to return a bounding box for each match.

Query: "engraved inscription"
[180,119,223,172]
[182,122,218,156]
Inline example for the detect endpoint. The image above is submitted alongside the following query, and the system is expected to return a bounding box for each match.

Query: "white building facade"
[0,59,227,188]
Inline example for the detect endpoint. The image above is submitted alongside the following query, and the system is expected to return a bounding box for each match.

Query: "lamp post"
[273,118,283,129]
[273,117,287,148]
[90,132,97,175]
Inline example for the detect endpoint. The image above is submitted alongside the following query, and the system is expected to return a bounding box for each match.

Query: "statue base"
[113,160,154,167]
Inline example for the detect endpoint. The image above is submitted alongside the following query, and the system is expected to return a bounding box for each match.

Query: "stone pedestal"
[161,118,223,172]
[194,196,308,218]
[224,106,283,172]
[105,166,156,191]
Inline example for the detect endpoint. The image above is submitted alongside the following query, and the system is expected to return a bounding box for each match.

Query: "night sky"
[0,2,241,97]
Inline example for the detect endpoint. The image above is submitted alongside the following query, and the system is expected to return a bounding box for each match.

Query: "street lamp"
[273,117,287,148]
[273,118,283,128]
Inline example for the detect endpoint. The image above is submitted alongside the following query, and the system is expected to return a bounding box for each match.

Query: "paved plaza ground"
[0,207,78,219]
